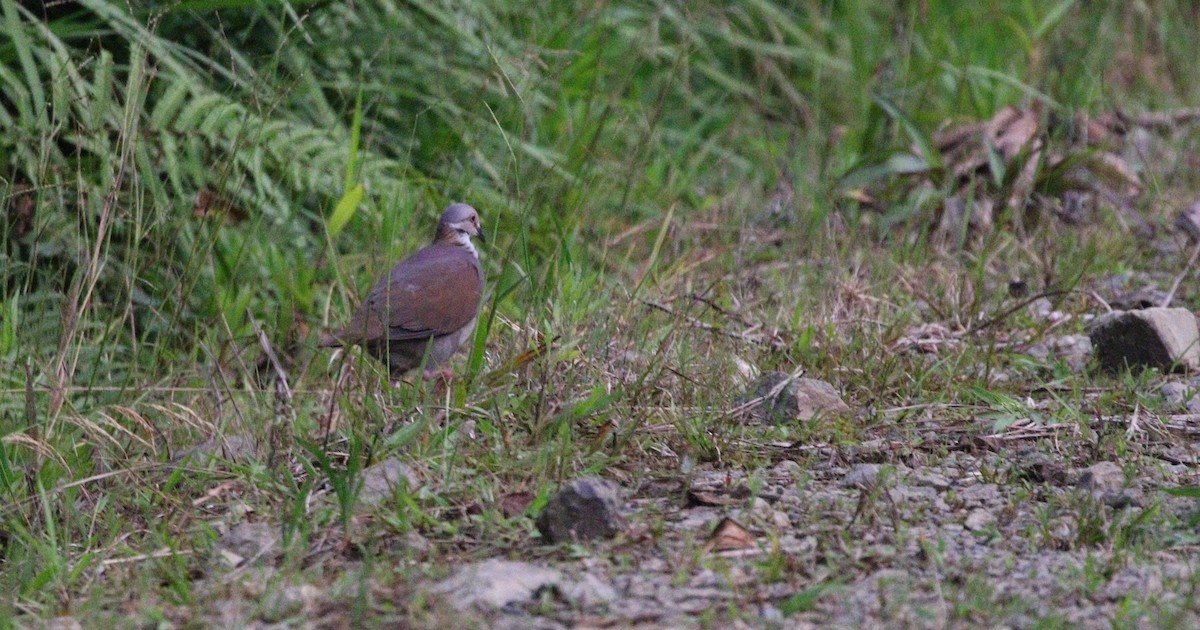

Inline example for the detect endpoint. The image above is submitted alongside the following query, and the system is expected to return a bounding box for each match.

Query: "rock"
[910,469,952,491]
[1101,564,1163,603]
[1175,197,1200,242]
[1087,307,1200,372]
[964,508,995,532]
[758,604,785,624]
[209,597,248,627]
[748,496,791,529]
[736,371,850,424]
[174,435,256,465]
[1048,515,1077,547]
[1074,462,1140,508]
[431,560,562,609]
[401,530,433,557]
[771,459,802,478]
[429,559,616,610]
[1025,342,1050,362]
[1110,287,1169,311]
[214,521,279,568]
[536,477,625,543]
[1076,461,1124,495]
[561,572,619,607]
[1161,382,1200,413]
[1027,297,1056,320]
[41,618,82,630]
[957,483,1001,506]
[1052,335,1093,373]
[839,464,882,489]
[1162,382,1191,409]
[1101,488,1144,509]
[260,584,321,623]
[359,457,421,507]
[1013,450,1070,485]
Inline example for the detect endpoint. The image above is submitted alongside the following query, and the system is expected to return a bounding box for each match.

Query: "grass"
[4,0,1200,626]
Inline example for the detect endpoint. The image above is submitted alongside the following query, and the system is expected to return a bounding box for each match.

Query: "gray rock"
[399,530,433,557]
[1176,198,1200,241]
[359,457,421,508]
[561,572,619,607]
[1013,450,1070,485]
[759,603,785,624]
[910,469,952,491]
[1076,461,1124,495]
[429,559,616,610]
[1161,382,1200,413]
[737,371,851,424]
[1053,335,1094,372]
[1048,515,1077,547]
[40,618,82,630]
[748,496,791,529]
[214,521,279,568]
[1025,343,1051,362]
[957,483,1001,505]
[964,508,995,532]
[260,584,321,623]
[1088,307,1200,372]
[1162,382,1191,409]
[431,560,562,609]
[1101,488,1144,509]
[174,435,256,465]
[536,477,625,543]
[771,459,803,478]
[839,464,883,489]
[1101,564,1163,603]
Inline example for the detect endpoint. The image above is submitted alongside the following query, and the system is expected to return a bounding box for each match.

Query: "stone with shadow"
[536,477,625,544]
[735,370,850,424]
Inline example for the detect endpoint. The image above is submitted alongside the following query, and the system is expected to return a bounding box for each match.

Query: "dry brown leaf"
[193,188,247,223]
[500,492,535,518]
[987,105,1040,162]
[6,184,35,238]
[484,334,558,387]
[891,322,962,355]
[842,188,879,209]
[703,517,756,553]
[1084,152,1142,197]
[934,119,986,155]
[936,106,1043,182]
[1007,145,1043,215]
[686,489,742,508]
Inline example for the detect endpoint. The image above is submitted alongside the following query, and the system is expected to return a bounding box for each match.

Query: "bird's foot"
[422,368,455,382]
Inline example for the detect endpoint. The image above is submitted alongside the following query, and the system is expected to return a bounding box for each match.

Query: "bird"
[318,202,486,381]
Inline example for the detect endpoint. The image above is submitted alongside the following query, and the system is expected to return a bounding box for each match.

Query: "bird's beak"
[476,226,487,244]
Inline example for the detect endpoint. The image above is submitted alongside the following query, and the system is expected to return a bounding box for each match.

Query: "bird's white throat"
[454,231,479,258]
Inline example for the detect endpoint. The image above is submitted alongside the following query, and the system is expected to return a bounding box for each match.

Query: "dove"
[318,203,485,380]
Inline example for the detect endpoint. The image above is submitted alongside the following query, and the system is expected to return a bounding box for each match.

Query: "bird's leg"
[422,367,455,397]
[422,367,455,382]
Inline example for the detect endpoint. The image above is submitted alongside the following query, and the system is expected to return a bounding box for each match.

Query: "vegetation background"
[3,0,1200,626]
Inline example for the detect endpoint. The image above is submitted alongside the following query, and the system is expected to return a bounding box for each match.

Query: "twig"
[102,549,194,567]
[1125,404,1142,440]
[725,365,806,418]
[1161,239,1200,308]
[247,308,295,415]
[687,292,756,328]
[967,290,1070,334]
[641,299,782,347]
[1112,108,1200,132]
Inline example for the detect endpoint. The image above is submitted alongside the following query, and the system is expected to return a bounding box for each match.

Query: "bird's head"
[436,203,486,251]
